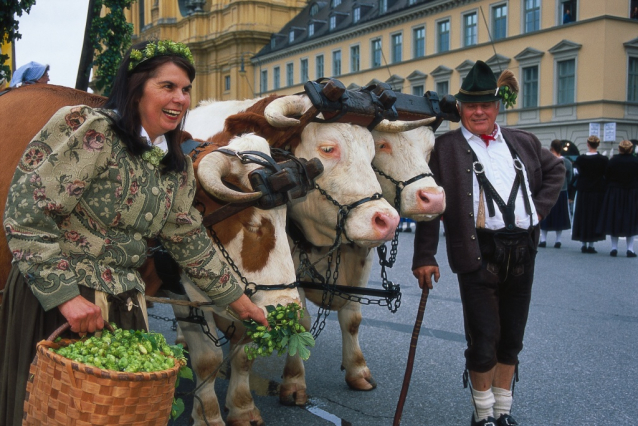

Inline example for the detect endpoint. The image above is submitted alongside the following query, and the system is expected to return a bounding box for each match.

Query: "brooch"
[142,146,165,166]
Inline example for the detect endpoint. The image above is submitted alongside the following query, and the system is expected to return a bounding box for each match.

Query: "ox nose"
[416,188,446,215]
[372,210,400,241]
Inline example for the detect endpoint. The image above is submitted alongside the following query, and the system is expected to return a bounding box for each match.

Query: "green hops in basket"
[243,303,315,361]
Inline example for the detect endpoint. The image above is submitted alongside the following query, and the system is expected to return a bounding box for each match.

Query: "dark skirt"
[596,186,638,237]
[541,190,571,231]
[572,191,606,243]
[0,265,148,426]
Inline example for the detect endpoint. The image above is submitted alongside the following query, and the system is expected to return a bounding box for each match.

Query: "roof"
[254,0,437,59]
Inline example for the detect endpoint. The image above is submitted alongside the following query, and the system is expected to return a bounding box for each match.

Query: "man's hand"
[228,294,269,327]
[58,295,104,333]
[412,265,440,290]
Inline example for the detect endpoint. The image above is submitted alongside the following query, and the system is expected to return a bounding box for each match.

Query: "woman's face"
[138,62,192,142]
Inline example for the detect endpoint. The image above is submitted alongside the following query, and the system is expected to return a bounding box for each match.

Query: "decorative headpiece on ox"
[207,94,438,248]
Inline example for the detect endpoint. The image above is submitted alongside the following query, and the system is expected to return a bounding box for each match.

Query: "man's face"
[458,101,500,135]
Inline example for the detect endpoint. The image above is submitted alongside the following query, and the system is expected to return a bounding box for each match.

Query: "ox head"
[371,124,446,222]
[263,95,400,248]
[195,134,301,313]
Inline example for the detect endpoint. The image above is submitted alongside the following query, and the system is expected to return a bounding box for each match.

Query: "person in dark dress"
[539,139,573,248]
[571,136,608,253]
[596,140,638,257]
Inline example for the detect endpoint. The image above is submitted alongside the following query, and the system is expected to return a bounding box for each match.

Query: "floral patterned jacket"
[4,105,243,311]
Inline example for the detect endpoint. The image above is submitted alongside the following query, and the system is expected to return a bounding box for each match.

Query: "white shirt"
[140,127,169,153]
[461,124,538,230]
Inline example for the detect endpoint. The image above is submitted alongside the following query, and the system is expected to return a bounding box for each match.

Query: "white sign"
[603,122,616,142]
[589,123,600,137]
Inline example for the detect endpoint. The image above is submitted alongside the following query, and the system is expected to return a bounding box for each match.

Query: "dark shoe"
[628,251,637,258]
[581,246,588,253]
[538,241,546,248]
[471,415,498,426]
[610,249,618,257]
[554,242,561,248]
[496,414,519,426]
[587,246,597,254]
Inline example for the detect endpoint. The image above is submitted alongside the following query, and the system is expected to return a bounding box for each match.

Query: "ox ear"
[224,113,271,136]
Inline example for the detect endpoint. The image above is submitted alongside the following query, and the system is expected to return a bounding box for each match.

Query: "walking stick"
[393,287,430,426]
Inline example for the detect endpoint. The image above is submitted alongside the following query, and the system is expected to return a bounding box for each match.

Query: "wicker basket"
[23,323,181,426]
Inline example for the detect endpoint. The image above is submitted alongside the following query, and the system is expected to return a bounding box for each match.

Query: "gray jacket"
[412,127,565,274]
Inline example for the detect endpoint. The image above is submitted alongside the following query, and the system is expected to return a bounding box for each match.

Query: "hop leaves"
[243,303,316,361]
[128,40,195,72]
[498,85,518,109]
[142,146,165,166]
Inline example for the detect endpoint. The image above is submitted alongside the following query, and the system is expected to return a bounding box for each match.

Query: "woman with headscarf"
[571,135,608,253]
[597,140,638,257]
[9,61,50,87]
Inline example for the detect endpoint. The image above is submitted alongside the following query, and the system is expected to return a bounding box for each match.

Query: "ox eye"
[321,146,334,153]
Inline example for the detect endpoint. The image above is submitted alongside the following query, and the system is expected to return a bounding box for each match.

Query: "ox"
[0,85,305,426]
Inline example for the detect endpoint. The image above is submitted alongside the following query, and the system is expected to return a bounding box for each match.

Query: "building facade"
[125,0,306,104]
[251,0,638,152]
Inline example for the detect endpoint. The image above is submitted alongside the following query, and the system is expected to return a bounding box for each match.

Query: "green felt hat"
[455,61,499,103]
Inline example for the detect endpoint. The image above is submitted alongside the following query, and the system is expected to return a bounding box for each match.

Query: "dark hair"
[103,41,196,173]
[550,139,563,154]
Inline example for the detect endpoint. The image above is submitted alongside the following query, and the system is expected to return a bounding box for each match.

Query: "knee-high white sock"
[555,230,562,243]
[540,229,548,243]
[628,236,635,252]
[611,236,619,251]
[492,387,513,418]
[471,388,495,422]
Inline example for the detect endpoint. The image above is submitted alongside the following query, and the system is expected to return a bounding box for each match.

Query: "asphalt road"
[151,227,637,426]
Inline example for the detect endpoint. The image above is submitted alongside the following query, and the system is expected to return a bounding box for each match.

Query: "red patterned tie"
[478,125,498,147]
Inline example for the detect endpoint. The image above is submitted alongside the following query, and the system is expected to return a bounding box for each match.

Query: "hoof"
[279,385,308,406]
[226,410,264,426]
[345,375,377,391]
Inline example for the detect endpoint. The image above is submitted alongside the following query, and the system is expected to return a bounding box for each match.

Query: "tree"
[89,0,135,96]
[0,0,37,83]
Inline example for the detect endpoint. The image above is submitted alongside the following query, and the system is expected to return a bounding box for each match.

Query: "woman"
[597,140,638,257]
[9,61,50,87]
[571,135,608,253]
[0,40,267,425]
[539,139,573,248]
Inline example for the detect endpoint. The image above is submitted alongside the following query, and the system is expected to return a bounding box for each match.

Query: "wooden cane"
[393,287,430,426]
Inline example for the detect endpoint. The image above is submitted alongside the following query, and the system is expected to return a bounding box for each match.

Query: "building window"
[437,20,450,53]
[289,31,294,43]
[332,0,341,7]
[371,38,382,68]
[332,50,341,76]
[353,7,360,23]
[273,67,280,90]
[330,15,336,30]
[413,26,425,58]
[271,38,276,49]
[561,0,576,24]
[412,85,424,96]
[492,4,507,40]
[224,75,231,91]
[351,45,360,72]
[286,63,294,86]
[379,0,387,14]
[629,57,638,102]
[316,54,324,79]
[464,13,477,47]
[309,23,314,36]
[409,0,417,4]
[260,70,268,93]
[301,58,309,83]
[436,80,449,96]
[522,65,538,108]
[524,0,540,33]
[391,33,402,63]
[557,59,575,104]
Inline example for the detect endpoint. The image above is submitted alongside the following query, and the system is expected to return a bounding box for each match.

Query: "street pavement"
[151,227,637,426]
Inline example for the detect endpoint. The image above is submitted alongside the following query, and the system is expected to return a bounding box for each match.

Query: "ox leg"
[280,297,310,406]
[169,295,225,426]
[225,342,264,426]
[338,302,377,391]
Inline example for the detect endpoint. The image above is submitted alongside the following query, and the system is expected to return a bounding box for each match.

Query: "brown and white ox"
[0,85,303,425]
[185,96,445,404]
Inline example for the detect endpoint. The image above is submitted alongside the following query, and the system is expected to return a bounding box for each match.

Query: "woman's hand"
[58,295,104,333]
[227,294,269,327]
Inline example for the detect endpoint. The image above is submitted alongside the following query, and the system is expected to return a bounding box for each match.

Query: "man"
[412,61,564,426]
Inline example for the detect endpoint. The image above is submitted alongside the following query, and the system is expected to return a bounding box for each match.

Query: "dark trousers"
[458,229,536,373]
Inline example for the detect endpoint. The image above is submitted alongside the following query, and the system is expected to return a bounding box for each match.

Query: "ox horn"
[373,116,437,133]
[264,95,309,128]
[197,152,263,203]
